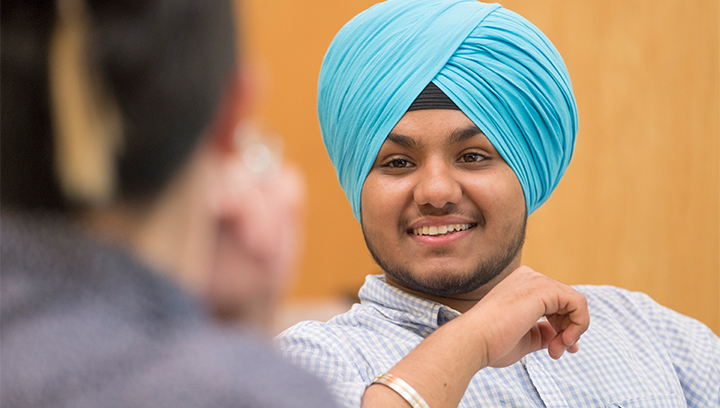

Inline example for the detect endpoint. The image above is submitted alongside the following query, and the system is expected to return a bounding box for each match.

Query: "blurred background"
[234,0,719,334]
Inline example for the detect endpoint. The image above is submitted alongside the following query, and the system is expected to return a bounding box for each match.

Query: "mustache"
[399,204,485,230]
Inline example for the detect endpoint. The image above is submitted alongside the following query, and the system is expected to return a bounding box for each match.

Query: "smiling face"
[360,109,527,303]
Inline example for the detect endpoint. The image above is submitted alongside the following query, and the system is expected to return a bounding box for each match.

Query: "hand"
[468,266,589,367]
[362,266,589,408]
[207,161,306,324]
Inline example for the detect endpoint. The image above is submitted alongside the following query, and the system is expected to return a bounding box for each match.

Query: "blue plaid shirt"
[277,275,719,407]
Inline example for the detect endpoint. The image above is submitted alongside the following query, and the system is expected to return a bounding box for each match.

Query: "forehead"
[384,109,490,148]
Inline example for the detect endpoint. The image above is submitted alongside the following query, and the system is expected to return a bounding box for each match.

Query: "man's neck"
[77,150,216,293]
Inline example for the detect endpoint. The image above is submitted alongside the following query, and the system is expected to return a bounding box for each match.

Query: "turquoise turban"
[319,0,578,222]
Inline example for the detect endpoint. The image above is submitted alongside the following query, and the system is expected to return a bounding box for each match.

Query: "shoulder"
[572,285,719,406]
[0,213,336,408]
[121,325,338,408]
[276,305,378,365]
[573,284,718,356]
[573,283,646,302]
[573,284,708,328]
[573,284,686,329]
[2,288,336,408]
[276,303,421,379]
[276,305,410,408]
[277,301,421,352]
[277,302,398,344]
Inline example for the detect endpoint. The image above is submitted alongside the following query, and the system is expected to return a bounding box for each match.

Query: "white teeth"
[412,223,472,236]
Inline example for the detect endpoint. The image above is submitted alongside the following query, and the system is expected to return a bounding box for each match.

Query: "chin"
[387,265,504,297]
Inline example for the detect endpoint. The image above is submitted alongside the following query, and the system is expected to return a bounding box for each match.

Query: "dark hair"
[1,0,237,210]
[1,1,63,209]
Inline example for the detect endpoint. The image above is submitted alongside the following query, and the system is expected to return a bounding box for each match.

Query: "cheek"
[499,170,525,206]
[362,176,400,214]
[463,168,525,213]
[360,177,380,226]
[504,170,526,211]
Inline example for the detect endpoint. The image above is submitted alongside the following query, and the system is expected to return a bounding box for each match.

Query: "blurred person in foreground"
[276,0,720,407]
[0,0,336,407]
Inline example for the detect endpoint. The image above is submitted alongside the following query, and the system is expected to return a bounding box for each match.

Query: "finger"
[535,320,557,350]
[237,187,280,259]
[547,327,583,359]
[558,314,588,351]
[548,333,567,360]
[491,322,557,368]
[530,321,559,359]
[547,296,589,346]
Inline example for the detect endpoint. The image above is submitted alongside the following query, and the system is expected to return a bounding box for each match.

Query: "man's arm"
[362,266,589,408]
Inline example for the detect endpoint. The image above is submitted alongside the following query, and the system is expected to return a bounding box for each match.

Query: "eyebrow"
[447,124,483,145]
[385,124,483,149]
[385,132,421,149]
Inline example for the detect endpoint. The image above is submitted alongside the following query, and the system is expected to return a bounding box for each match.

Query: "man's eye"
[459,153,485,163]
[383,159,411,168]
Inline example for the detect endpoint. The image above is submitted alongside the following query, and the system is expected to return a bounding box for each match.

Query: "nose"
[413,159,462,209]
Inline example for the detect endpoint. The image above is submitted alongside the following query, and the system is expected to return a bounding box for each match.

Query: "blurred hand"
[207,158,306,325]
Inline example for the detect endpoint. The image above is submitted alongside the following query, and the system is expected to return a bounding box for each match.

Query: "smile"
[411,223,474,236]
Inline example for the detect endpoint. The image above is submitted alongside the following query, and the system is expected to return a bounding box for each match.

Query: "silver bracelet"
[371,373,431,408]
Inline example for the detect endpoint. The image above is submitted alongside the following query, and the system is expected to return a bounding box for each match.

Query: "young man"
[276,1,720,407]
[0,0,335,406]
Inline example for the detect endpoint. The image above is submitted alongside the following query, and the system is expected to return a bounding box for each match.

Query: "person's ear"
[208,58,273,154]
[205,63,263,224]
[207,66,255,155]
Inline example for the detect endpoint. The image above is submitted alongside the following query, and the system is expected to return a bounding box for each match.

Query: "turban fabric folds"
[318,0,578,222]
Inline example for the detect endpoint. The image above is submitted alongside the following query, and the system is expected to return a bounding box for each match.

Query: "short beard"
[364,218,526,298]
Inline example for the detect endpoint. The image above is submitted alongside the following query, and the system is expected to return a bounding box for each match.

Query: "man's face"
[360,109,527,298]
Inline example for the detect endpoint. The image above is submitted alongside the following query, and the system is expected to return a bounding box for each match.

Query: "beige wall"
[239,0,720,334]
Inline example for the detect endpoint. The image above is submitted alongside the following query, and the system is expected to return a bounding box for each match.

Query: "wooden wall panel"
[239,0,719,333]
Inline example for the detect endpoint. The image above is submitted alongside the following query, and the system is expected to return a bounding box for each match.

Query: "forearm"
[362,312,488,408]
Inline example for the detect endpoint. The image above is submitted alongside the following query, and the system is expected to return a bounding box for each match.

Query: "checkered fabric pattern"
[277,275,719,407]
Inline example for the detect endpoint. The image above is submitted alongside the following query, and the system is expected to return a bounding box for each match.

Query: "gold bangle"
[371,373,431,408]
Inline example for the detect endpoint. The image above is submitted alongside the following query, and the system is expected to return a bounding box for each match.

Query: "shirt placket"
[523,354,570,407]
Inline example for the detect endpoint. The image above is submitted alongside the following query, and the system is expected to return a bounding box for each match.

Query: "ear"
[207,65,258,154]
[206,63,259,218]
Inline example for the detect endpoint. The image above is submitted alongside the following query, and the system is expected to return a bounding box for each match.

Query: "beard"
[363,217,527,298]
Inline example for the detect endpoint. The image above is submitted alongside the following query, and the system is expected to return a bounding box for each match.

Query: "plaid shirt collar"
[358,274,461,333]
